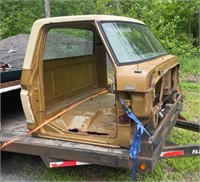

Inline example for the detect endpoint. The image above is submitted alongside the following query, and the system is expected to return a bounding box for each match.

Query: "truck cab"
[21,15,182,148]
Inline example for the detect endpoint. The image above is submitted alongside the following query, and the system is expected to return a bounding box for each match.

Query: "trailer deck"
[1,119,131,169]
[1,89,199,172]
[0,90,130,168]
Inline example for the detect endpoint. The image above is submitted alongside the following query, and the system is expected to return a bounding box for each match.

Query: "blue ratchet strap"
[118,97,154,181]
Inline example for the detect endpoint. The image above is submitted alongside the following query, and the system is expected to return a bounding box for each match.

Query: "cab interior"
[42,23,117,137]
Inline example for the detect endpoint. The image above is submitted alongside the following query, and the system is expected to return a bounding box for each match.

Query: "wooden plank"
[0,79,20,88]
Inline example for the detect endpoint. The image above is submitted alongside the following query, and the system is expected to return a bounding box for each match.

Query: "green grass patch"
[180,82,200,121]
[179,56,200,76]
[180,82,200,92]
[33,167,83,182]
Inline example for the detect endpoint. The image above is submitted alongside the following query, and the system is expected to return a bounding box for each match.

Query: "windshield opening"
[100,22,167,64]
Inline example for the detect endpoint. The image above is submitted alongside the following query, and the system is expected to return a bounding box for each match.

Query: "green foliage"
[0,0,45,39]
[1,0,199,57]
[50,0,96,16]
[179,56,200,76]
[120,0,199,57]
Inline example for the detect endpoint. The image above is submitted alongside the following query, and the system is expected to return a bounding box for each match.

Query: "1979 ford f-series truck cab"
[20,15,183,148]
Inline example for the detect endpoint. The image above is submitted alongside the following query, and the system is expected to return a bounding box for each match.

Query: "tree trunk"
[44,0,50,18]
[116,0,120,15]
[198,2,200,57]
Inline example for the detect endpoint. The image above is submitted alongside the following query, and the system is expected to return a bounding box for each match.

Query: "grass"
[179,56,200,76]
[180,82,200,121]
[4,56,200,181]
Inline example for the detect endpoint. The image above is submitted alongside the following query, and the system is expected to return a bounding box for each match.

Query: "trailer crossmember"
[175,115,200,132]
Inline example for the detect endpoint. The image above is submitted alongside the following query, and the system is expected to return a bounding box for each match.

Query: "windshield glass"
[101,22,167,64]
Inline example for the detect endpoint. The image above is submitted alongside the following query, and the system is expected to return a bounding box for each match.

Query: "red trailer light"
[160,150,184,157]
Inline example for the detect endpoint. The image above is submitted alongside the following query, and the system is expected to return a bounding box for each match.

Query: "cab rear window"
[44,28,94,60]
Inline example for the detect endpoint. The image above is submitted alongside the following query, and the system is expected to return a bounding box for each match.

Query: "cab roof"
[34,15,145,26]
[24,15,145,69]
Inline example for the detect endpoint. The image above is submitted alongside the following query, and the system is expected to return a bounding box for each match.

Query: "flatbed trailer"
[1,89,199,173]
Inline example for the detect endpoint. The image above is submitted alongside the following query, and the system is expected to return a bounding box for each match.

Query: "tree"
[0,0,198,57]
[120,0,199,56]
[198,2,200,54]
[116,0,120,15]
[44,0,51,17]
[0,0,44,39]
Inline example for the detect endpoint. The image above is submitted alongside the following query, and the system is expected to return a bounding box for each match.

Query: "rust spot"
[68,128,79,132]
[118,114,130,124]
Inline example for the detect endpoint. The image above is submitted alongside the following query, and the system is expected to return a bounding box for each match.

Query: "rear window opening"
[44,28,94,60]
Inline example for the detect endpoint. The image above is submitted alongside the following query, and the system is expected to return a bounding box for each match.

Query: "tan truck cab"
[21,15,182,148]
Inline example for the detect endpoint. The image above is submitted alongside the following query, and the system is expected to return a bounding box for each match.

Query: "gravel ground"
[1,152,43,182]
[0,34,29,69]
